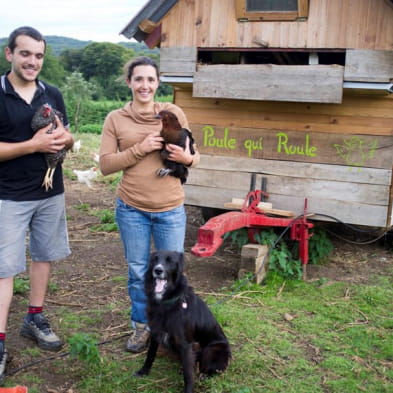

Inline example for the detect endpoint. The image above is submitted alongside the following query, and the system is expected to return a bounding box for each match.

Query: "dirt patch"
[4,178,393,391]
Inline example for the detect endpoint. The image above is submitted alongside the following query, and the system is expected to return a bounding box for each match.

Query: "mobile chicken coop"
[121,0,393,229]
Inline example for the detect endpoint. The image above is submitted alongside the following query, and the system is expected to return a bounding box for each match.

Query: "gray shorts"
[0,193,71,278]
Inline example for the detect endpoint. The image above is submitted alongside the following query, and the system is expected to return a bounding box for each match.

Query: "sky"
[0,0,149,43]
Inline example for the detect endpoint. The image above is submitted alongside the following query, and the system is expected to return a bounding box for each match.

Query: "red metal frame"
[191,190,314,279]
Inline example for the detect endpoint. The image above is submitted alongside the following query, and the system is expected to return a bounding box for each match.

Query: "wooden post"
[239,244,269,284]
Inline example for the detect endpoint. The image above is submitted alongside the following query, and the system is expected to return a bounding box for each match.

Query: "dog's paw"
[134,368,149,378]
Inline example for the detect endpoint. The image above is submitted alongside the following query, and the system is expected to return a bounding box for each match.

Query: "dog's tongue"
[155,278,167,293]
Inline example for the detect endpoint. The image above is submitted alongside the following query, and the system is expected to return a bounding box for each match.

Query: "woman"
[99,57,199,353]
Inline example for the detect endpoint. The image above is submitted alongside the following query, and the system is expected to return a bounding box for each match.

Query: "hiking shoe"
[125,323,150,353]
[20,313,63,351]
[0,341,8,383]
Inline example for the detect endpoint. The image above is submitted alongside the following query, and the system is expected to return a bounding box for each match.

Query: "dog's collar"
[161,294,187,308]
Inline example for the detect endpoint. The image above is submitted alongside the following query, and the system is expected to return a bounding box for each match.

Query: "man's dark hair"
[8,26,46,53]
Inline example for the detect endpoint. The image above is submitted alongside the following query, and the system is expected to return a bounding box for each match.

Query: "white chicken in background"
[71,139,81,153]
[92,152,100,163]
[73,167,98,189]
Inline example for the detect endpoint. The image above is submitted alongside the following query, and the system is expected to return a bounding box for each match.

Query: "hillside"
[0,35,157,56]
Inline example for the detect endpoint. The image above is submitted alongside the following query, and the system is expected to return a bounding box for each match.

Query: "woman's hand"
[166,136,193,166]
[140,132,164,154]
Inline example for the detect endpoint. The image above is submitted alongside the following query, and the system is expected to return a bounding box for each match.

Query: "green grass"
[5,132,392,392]
[79,275,391,392]
[7,273,392,392]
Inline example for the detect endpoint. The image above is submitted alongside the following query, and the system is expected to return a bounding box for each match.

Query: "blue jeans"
[115,198,186,325]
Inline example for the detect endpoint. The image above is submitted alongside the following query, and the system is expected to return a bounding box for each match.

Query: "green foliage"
[78,124,103,134]
[0,45,8,75]
[75,203,91,211]
[48,281,59,293]
[13,277,29,295]
[90,209,118,233]
[308,227,334,264]
[223,226,332,280]
[268,241,303,280]
[45,36,92,56]
[254,229,303,280]
[225,228,303,279]
[92,209,115,224]
[62,72,97,132]
[223,227,249,249]
[39,46,67,86]
[78,42,135,100]
[67,100,123,131]
[68,333,101,364]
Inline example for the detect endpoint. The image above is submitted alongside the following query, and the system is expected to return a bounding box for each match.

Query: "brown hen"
[155,110,195,184]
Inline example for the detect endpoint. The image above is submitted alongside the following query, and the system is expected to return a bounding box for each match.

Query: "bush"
[78,124,102,134]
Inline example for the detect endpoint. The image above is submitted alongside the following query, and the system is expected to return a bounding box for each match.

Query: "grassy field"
[69,275,393,393]
[5,132,393,393]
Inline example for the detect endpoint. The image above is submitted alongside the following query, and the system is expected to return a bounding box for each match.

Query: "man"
[0,26,74,381]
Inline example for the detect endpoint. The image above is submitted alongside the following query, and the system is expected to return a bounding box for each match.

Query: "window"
[235,0,309,21]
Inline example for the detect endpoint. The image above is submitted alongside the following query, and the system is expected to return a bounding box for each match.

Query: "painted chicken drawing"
[334,136,377,168]
[31,103,66,191]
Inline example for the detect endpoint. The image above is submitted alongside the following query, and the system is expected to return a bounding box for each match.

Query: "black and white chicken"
[31,103,67,191]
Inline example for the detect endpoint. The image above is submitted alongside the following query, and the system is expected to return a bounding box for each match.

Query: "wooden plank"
[240,244,269,284]
[187,111,393,137]
[190,125,393,169]
[138,19,158,34]
[193,64,344,103]
[192,154,392,186]
[223,202,295,217]
[230,198,273,209]
[345,50,393,82]
[188,168,390,206]
[161,0,393,50]
[177,89,393,120]
[159,47,196,75]
[297,0,309,18]
[184,184,389,227]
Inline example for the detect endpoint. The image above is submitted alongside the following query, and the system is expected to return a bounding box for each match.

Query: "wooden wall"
[176,89,393,137]
[156,0,393,227]
[174,88,393,227]
[161,0,393,50]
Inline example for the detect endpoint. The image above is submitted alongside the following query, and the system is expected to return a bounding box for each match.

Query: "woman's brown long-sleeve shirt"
[99,101,200,212]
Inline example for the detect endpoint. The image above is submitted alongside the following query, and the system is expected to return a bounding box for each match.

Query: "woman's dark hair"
[8,26,46,53]
[124,56,159,81]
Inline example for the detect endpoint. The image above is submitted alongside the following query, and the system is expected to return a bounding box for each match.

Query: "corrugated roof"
[120,0,178,42]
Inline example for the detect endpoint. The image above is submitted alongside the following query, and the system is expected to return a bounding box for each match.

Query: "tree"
[40,46,66,86]
[59,48,84,73]
[62,71,97,131]
[79,42,135,91]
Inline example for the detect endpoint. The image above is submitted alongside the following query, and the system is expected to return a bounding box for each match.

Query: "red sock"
[28,306,43,314]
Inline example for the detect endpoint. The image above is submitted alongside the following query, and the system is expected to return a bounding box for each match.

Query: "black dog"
[135,250,231,393]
